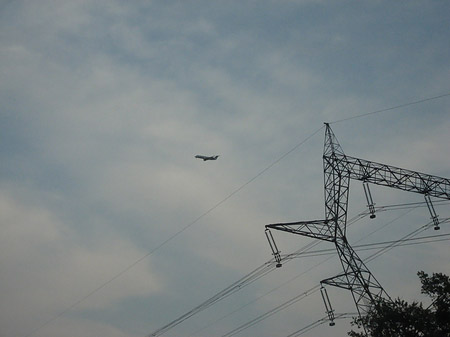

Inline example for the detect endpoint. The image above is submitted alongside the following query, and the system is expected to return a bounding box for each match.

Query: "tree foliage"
[348,271,450,337]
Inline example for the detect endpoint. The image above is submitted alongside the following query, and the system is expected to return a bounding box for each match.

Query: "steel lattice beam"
[267,220,334,242]
[334,155,450,199]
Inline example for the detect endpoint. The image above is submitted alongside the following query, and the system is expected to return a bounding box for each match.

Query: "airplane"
[195,154,220,161]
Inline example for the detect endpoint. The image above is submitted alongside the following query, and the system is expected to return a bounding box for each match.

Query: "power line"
[178,204,447,336]
[282,225,450,337]
[281,205,418,262]
[286,316,328,337]
[285,231,450,260]
[377,200,450,210]
[153,208,376,337]
[286,313,358,337]
[364,220,433,263]
[150,240,324,336]
[221,285,322,337]
[222,233,448,337]
[330,92,450,124]
[188,209,446,336]
[186,247,332,337]
[218,200,448,335]
[160,202,439,336]
[148,262,276,337]
[187,232,450,337]
[153,210,371,337]
[218,219,445,337]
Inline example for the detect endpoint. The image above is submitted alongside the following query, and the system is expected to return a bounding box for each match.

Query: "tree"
[348,271,450,337]
[418,271,450,335]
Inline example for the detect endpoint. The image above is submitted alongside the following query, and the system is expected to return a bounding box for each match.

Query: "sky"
[1,1,450,336]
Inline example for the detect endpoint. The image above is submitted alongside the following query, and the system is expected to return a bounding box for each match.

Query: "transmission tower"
[265,123,450,330]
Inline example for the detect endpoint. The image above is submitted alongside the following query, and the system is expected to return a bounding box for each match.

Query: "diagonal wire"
[148,262,276,337]
[363,218,445,263]
[187,251,332,337]
[154,208,373,337]
[281,221,450,337]
[286,313,358,337]
[286,231,450,259]
[183,202,440,336]
[221,285,322,337]
[330,92,450,124]
[150,239,323,336]
[218,212,448,337]
[164,205,448,337]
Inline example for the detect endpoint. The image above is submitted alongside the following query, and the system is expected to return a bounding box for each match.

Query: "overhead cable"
[330,92,450,124]
[221,285,322,337]
[286,312,358,337]
[153,202,439,336]
[218,218,447,337]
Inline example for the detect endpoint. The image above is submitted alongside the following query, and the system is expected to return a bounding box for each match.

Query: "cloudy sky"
[1,1,449,336]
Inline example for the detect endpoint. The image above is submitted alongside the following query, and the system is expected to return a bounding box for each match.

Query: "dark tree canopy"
[348,271,450,337]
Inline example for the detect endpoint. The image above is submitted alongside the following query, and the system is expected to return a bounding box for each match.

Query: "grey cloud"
[1,1,449,336]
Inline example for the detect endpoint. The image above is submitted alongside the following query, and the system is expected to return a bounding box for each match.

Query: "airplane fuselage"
[195,155,219,161]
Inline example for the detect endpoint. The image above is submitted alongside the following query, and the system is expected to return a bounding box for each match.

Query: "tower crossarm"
[333,154,450,200]
[266,220,335,242]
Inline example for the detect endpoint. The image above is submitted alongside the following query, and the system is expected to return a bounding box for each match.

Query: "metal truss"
[265,123,450,329]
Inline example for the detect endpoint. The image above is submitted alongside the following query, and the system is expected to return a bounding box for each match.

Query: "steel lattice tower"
[265,123,450,330]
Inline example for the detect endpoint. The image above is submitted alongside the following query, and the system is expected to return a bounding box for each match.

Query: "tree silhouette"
[348,271,450,337]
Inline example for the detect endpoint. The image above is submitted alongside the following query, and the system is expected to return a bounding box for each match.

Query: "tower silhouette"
[265,123,450,331]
